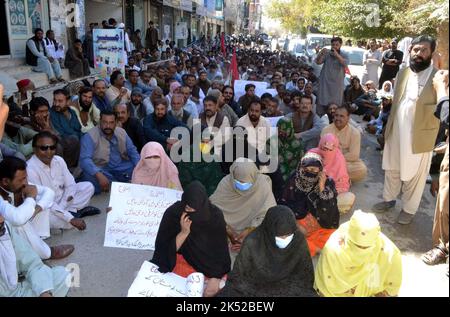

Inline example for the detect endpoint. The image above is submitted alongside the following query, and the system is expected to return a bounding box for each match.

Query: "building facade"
[1,0,233,59]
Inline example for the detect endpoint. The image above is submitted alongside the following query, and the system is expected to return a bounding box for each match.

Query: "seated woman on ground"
[210,158,276,256]
[151,181,231,297]
[132,141,182,190]
[217,205,317,297]
[314,210,402,297]
[309,133,356,214]
[280,152,340,257]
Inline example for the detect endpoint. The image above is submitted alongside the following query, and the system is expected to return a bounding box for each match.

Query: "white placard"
[128,261,205,297]
[233,80,270,102]
[104,182,183,250]
[266,89,278,97]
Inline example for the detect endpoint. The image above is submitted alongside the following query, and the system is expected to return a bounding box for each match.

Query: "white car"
[290,40,307,59]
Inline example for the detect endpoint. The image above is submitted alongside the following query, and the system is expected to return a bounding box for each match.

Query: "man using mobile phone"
[315,37,349,116]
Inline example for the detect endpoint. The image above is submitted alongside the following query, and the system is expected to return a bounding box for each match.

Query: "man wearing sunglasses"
[27,131,100,230]
[0,85,71,297]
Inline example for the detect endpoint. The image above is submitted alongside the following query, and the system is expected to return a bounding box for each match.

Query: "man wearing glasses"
[26,131,100,229]
[0,85,72,296]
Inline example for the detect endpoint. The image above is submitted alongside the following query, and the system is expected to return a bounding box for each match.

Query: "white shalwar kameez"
[382,65,434,215]
[27,155,95,229]
[0,185,55,259]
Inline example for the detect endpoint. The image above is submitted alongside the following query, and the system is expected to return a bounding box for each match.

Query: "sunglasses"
[38,145,57,151]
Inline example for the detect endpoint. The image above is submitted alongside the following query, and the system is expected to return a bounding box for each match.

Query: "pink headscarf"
[132,142,183,190]
[309,133,350,194]
[169,81,182,94]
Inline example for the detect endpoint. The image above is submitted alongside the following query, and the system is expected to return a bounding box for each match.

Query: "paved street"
[45,129,449,297]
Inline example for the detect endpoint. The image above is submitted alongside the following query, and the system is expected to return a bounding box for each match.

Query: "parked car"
[291,39,307,59]
[258,33,271,46]
[305,33,333,58]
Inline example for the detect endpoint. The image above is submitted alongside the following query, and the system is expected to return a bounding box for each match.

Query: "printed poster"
[9,0,28,36]
[93,29,126,79]
[27,0,42,32]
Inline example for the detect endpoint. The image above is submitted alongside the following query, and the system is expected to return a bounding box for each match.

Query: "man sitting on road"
[0,215,72,297]
[115,103,146,152]
[79,111,140,194]
[0,157,74,260]
[285,94,325,151]
[70,86,100,134]
[321,105,368,182]
[143,99,187,152]
[27,131,99,223]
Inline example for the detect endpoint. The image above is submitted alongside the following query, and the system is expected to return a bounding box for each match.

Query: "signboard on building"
[26,0,42,33]
[93,29,126,79]
[175,22,188,40]
[195,4,206,16]
[205,0,215,18]
[9,0,28,36]
[215,0,223,19]
[163,0,180,8]
[180,0,192,12]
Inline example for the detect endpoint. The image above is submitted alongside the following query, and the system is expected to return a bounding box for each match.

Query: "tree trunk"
[437,21,449,69]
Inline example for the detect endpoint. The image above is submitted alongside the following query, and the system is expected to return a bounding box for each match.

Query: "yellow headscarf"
[314,210,402,297]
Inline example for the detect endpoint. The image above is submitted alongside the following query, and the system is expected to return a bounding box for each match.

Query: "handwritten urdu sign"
[128,261,205,297]
[104,182,183,251]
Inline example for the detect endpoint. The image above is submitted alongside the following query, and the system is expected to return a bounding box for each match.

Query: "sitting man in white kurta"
[236,100,271,155]
[27,131,99,225]
[0,215,71,297]
[0,156,74,260]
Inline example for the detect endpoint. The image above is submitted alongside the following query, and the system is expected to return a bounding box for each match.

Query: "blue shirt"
[50,107,83,140]
[143,113,187,146]
[93,95,112,112]
[79,130,140,176]
[184,100,199,119]
[124,81,153,97]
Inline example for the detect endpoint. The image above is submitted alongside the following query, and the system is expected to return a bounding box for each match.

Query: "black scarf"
[218,206,317,297]
[151,181,231,278]
[280,153,340,229]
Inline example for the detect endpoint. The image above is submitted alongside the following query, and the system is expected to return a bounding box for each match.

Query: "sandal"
[421,247,447,265]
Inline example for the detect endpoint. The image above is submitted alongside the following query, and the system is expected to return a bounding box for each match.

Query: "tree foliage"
[266,0,448,39]
[390,0,449,36]
[266,0,315,36]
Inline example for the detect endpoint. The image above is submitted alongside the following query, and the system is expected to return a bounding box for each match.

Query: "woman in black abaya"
[217,205,317,297]
[151,181,231,297]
